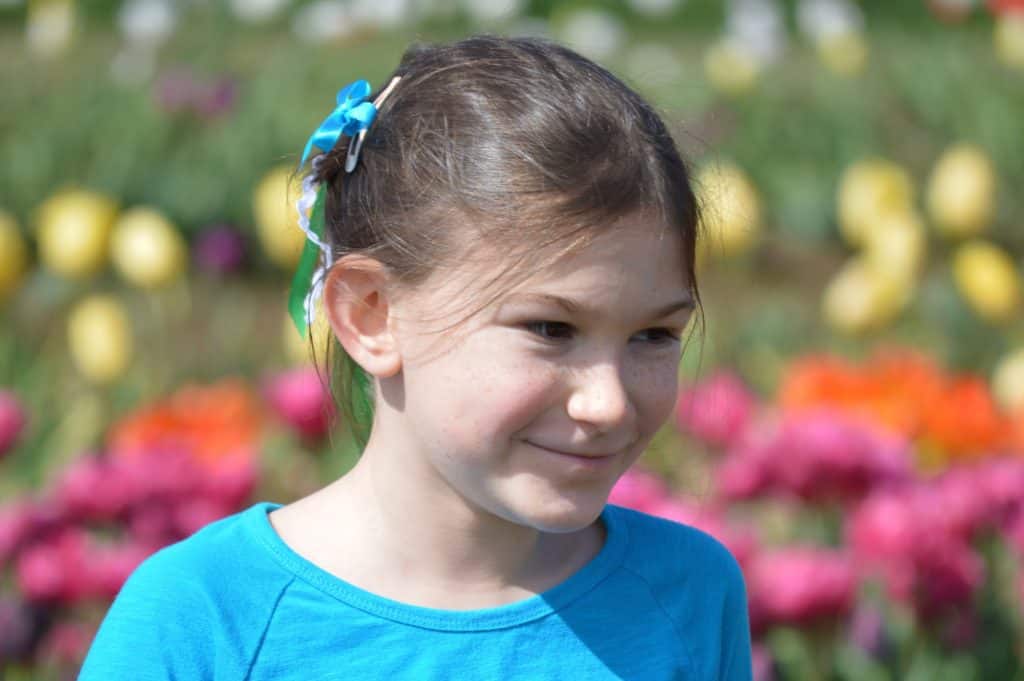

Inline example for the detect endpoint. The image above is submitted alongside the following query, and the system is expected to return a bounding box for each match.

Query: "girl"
[80,35,752,680]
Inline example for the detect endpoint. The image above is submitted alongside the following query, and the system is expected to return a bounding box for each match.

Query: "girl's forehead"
[402,213,689,313]
[491,223,687,309]
[516,216,685,283]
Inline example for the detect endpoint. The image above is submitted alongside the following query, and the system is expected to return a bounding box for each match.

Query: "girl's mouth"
[524,441,619,468]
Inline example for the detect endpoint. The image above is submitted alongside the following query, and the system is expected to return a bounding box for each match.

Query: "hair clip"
[299,80,377,168]
[345,76,402,172]
[289,76,402,337]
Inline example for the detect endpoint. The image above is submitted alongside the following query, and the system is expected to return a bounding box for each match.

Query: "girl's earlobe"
[322,257,402,378]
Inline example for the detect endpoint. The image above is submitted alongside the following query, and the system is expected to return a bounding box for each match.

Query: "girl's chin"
[503,494,609,534]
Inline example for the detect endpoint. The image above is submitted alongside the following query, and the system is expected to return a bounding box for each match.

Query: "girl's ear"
[322,256,402,378]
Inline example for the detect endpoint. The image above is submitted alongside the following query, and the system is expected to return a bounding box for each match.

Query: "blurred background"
[2,0,1024,679]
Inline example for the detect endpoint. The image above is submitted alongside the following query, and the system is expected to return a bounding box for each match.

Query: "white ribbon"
[296,161,333,329]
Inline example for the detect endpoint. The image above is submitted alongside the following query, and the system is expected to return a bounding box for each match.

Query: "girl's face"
[388,213,694,533]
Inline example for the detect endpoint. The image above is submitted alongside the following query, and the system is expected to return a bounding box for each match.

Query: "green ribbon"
[288,185,327,337]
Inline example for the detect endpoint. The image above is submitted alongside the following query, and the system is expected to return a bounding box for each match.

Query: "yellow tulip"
[36,189,118,279]
[926,143,996,239]
[993,347,1024,412]
[0,211,29,301]
[110,207,187,288]
[951,240,1020,323]
[26,0,75,60]
[837,159,914,247]
[696,161,761,258]
[67,295,133,384]
[254,165,306,269]
[862,211,926,285]
[817,31,869,76]
[822,257,909,334]
[703,40,759,96]
[995,13,1024,70]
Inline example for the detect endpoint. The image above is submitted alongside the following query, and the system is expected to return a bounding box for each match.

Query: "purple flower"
[193,224,247,275]
[0,594,47,664]
[154,67,197,114]
[848,604,887,656]
[153,67,238,121]
[194,77,238,119]
[751,643,775,681]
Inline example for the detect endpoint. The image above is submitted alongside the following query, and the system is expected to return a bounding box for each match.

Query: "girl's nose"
[566,363,637,433]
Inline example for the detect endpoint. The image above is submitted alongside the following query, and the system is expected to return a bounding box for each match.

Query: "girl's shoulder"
[606,503,746,593]
[113,502,292,614]
[80,503,294,679]
[604,504,752,678]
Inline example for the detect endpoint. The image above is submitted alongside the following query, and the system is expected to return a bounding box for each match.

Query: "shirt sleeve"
[78,552,219,681]
[718,555,753,681]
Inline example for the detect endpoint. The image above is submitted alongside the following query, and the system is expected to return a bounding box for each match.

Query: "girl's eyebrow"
[505,292,695,318]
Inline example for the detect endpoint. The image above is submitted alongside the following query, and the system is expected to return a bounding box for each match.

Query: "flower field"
[2,1,1024,679]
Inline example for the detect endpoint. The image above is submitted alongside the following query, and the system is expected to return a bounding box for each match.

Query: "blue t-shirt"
[79,502,752,680]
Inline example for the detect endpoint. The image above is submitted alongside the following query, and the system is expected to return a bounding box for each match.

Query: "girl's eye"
[633,328,681,345]
[524,321,576,341]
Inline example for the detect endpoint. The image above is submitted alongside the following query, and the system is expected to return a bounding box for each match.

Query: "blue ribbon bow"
[299,80,377,167]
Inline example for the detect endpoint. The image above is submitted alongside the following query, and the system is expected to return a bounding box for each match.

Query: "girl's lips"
[524,441,617,461]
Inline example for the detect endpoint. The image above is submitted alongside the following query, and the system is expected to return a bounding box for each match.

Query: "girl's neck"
[270,429,605,610]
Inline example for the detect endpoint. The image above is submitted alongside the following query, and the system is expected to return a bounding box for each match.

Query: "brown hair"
[309,35,702,448]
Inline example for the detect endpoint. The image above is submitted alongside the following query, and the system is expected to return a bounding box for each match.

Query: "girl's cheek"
[635,357,680,427]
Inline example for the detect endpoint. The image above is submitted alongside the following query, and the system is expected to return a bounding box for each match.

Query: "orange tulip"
[107,379,264,473]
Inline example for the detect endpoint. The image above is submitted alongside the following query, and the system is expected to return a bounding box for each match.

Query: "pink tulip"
[172,497,233,537]
[931,468,992,540]
[676,372,756,449]
[914,539,985,617]
[0,502,35,568]
[608,468,669,512]
[127,502,178,546]
[1005,511,1024,556]
[0,390,27,458]
[50,454,131,523]
[263,368,336,440]
[773,411,911,501]
[848,488,985,617]
[114,445,203,504]
[201,459,258,509]
[717,410,912,504]
[15,528,90,605]
[0,499,63,568]
[715,435,772,500]
[86,541,157,600]
[746,547,856,630]
[975,458,1024,524]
